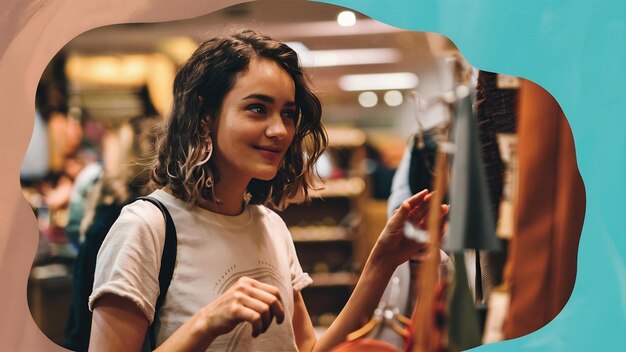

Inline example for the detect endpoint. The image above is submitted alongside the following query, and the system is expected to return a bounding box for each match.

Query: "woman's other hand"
[199,276,285,339]
[153,276,285,351]
[370,189,449,269]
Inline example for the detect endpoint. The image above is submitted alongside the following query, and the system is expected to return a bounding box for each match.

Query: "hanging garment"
[388,134,436,220]
[408,134,438,198]
[444,95,501,253]
[447,253,482,351]
[443,95,502,349]
[503,79,585,338]
[473,70,519,307]
[474,71,517,220]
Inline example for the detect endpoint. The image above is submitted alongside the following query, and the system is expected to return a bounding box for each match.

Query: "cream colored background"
[0,0,244,349]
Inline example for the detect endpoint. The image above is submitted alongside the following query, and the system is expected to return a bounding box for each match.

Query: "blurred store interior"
[23,0,471,345]
[23,0,574,349]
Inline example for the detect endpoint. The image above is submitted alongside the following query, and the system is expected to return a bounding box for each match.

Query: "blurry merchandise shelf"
[28,263,74,346]
[326,127,366,148]
[309,177,365,199]
[280,126,367,328]
[290,226,352,242]
[309,272,359,287]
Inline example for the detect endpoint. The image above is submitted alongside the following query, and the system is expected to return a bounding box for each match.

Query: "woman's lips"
[254,146,282,160]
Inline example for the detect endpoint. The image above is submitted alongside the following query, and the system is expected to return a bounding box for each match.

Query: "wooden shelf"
[309,272,359,287]
[309,177,365,198]
[282,130,366,322]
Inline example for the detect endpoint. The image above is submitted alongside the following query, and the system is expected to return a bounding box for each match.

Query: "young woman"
[89,29,447,351]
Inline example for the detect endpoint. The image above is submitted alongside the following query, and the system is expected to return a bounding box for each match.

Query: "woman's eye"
[247,104,266,114]
[281,109,297,119]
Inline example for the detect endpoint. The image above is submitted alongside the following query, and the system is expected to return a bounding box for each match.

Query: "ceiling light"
[264,19,403,38]
[339,73,419,91]
[384,90,404,106]
[358,91,378,108]
[337,11,356,27]
[308,48,400,67]
[285,43,400,67]
[66,55,147,86]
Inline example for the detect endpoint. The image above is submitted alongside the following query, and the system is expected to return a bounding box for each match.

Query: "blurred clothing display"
[473,71,518,306]
[443,95,501,350]
[473,71,517,220]
[444,95,500,253]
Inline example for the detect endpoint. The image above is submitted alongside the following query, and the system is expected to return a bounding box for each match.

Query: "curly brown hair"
[150,29,327,209]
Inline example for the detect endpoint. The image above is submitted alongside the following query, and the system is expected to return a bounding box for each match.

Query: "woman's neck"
[199,178,249,216]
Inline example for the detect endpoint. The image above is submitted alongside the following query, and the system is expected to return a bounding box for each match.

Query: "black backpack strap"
[136,196,177,349]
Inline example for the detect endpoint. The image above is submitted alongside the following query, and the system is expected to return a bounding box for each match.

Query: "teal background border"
[316,0,626,350]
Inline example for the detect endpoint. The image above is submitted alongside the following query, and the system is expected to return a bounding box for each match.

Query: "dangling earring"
[199,116,214,160]
[206,176,213,188]
[205,135,213,161]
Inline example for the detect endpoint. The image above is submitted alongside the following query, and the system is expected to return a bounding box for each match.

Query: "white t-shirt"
[89,189,312,351]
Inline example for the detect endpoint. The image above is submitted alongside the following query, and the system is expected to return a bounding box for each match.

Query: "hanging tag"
[496,74,520,89]
[496,200,514,240]
[482,285,510,344]
[438,141,456,155]
[496,133,518,239]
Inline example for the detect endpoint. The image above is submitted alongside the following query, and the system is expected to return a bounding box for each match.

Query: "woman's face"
[211,57,297,183]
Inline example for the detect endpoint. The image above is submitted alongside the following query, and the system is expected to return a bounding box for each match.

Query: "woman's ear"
[199,117,210,135]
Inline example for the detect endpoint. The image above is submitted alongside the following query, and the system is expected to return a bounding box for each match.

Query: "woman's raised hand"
[370,189,449,268]
[199,276,285,339]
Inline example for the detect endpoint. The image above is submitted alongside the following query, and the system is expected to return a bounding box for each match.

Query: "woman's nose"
[266,114,290,139]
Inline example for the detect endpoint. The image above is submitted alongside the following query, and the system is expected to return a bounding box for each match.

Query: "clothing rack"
[409,77,471,352]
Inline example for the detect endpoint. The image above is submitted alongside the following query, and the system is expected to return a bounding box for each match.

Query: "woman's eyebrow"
[243,93,274,103]
[242,93,296,107]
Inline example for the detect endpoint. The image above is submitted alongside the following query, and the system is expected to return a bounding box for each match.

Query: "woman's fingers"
[394,189,429,221]
[440,204,450,216]
[408,197,430,222]
[235,305,265,337]
[412,203,449,228]
[246,280,285,324]
[403,189,429,211]
[236,294,272,335]
[230,277,285,337]
[240,287,284,328]
[406,192,436,225]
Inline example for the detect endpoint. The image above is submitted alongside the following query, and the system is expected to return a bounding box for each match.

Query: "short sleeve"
[262,207,313,292]
[88,201,166,324]
[285,229,313,292]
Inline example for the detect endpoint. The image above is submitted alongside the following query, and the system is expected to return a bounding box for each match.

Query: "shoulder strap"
[136,196,177,349]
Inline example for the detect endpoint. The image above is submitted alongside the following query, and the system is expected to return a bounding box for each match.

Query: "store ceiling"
[62,0,458,127]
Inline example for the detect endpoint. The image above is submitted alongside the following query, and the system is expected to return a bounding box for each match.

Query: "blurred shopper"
[65,113,160,351]
[66,86,160,248]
